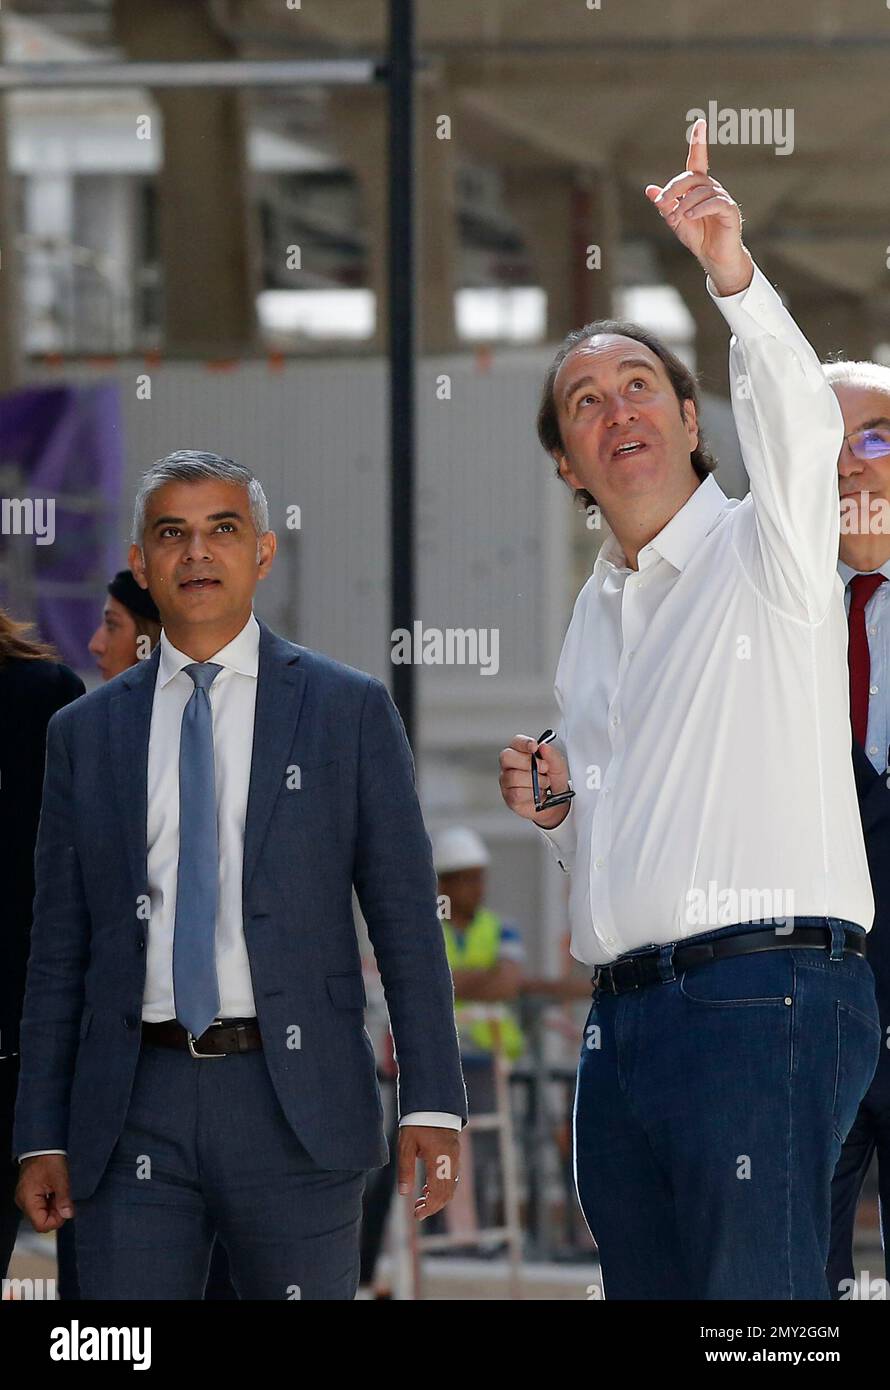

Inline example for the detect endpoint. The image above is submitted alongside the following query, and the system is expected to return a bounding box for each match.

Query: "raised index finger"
[686,116,709,176]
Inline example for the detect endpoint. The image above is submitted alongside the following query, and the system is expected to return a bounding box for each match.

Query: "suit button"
[135,936,145,952]
[123,1015,138,1030]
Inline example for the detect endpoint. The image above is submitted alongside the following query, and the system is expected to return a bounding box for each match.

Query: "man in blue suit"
[823,364,890,1296]
[14,449,467,1300]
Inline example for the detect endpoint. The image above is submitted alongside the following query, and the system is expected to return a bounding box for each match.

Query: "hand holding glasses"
[532,728,575,814]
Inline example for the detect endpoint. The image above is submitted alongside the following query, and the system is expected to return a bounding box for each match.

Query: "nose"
[183,530,213,561]
[88,627,104,655]
[838,444,864,479]
[603,392,639,429]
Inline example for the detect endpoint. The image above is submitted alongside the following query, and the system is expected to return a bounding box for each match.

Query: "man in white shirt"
[499,122,880,1299]
[14,450,466,1299]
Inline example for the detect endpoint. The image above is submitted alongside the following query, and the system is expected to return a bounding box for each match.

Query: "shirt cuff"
[399,1112,462,1130]
[535,807,574,873]
[18,1150,67,1162]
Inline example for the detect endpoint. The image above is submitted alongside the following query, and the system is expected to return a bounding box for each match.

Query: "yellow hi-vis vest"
[442,907,525,1061]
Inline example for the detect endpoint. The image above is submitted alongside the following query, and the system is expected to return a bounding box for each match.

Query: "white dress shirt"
[838,557,890,773]
[19,611,458,1159]
[143,613,260,1021]
[537,264,875,966]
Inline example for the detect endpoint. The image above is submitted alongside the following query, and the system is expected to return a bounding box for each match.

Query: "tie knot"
[184,661,222,691]
[849,572,886,611]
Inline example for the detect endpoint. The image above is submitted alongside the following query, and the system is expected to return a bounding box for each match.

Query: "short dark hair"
[536,319,718,512]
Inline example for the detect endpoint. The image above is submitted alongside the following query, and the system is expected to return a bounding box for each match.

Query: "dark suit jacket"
[852,738,890,1047]
[12,619,467,1195]
[0,655,85,1058]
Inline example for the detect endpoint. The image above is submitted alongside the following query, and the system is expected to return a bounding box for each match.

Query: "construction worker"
[433,826,526,1062]
[432,826,526,1233]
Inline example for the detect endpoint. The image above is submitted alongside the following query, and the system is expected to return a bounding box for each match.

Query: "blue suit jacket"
[852,738,890,1046]
[13,618,467,1197]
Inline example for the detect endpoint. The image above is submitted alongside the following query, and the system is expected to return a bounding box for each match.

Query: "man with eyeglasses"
[823,364,890,1298]
[498,121,880,1299]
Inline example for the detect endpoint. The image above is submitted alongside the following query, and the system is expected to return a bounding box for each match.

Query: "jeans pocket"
[678,950,793,1007]
[831,1000,882,1144]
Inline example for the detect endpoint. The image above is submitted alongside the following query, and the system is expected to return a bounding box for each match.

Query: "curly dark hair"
[536,319,718,513]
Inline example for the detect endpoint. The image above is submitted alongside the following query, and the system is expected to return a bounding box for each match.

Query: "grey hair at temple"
[130,449,270,546]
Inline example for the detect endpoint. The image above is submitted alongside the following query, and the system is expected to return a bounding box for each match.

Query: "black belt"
[141,1019,262,1058]
[591,925,866,999]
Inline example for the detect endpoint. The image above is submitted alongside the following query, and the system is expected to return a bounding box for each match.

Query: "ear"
[256,529,277,580]
[554,449,584,493]
[128,542,149,588]
[682,398,699,455]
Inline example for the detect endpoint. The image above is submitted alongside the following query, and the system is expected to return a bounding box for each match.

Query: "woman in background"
[88,569,162,679]
[0,610,84,1288]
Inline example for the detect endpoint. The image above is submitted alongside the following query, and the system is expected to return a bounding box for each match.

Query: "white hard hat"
[431,826,491,874]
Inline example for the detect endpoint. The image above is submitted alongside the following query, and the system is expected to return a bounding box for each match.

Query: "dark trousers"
[74,1043,367,1300]
[574,920,881,1300]
[827,1046,890,1297]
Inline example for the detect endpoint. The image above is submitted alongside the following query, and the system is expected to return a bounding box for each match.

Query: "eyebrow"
[151,510,245,530]
[851,417,890,433]
[563,357,658,408]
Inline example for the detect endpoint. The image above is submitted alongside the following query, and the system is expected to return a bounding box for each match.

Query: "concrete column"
[330,85,461,354]
[504,168,617,340]
[328,89,387,352]
[416,87,459,354]
[112,0,259,355]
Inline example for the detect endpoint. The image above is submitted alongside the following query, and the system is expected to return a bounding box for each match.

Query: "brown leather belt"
[141,1019,262,1058]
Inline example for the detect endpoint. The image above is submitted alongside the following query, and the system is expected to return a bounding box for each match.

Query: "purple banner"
[0,381,123,670]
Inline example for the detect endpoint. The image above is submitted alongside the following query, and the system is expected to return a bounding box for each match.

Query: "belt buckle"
[187,1028,227,1059]
[591,967,602,999]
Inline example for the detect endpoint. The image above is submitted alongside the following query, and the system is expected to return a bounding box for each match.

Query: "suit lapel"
[110,644,161,896]
[242,619,308,894]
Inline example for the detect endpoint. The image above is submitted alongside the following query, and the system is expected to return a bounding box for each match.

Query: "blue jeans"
[74,1043,367,1300]
[574,919,881,1300]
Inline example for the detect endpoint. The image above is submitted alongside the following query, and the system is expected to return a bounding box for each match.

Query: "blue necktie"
[173,661,223,1037]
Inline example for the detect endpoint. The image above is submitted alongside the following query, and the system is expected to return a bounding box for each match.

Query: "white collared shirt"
[143,611,261,1021]
[538,265,875,966]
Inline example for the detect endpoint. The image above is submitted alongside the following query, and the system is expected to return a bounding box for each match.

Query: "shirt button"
[611,715,620,727]
[869,627,877,635]
[870,684,879,695]
[870,746,879,756]
[594,858,605,869]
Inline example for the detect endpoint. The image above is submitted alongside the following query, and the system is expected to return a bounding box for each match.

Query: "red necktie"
[848,572,885,747]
